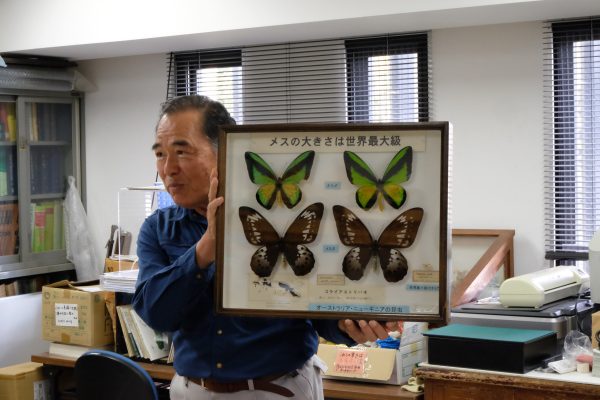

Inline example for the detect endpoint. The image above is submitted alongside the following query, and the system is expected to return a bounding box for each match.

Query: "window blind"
[544,17,600,264]
[346,34,429,122]
[166,32,429,124]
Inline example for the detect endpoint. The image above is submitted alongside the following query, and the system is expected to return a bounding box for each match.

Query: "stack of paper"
[100,269,139,293]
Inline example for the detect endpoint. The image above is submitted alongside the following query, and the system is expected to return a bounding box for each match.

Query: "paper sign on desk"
[334,349,367,374]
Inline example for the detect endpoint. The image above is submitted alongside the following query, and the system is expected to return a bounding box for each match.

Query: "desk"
[417,363,600,400]
[32,353,422,400]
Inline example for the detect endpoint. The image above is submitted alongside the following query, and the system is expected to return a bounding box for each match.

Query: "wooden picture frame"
[450,229,515,308]
[215,122,450,323]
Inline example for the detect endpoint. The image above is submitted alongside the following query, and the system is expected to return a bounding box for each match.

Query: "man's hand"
[196,168,224,269]
[338,319,403,344]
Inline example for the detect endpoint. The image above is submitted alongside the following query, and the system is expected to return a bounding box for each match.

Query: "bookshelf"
[0,92,81,282]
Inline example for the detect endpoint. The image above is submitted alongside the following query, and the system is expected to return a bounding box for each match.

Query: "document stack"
[100,269,139,293]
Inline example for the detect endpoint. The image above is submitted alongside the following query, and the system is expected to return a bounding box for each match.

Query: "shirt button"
[216,362,223,369]
[217,329,223,335]
[196,274,203,280]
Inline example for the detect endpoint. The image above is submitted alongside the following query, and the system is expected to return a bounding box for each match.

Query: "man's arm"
[132,217,214,332]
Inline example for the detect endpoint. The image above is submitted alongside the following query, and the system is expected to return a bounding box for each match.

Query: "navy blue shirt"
[132,205,352,380]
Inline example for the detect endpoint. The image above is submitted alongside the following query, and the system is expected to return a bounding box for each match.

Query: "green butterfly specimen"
[343,146,412,211]
[245,150,315,210]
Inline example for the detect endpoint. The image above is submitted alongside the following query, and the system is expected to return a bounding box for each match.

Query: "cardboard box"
[318,340,426,385]
[104,258,137,273]
[400,321,427,346]
[42,280,113,347]
[424,323,557,373]
[0,362,52,400]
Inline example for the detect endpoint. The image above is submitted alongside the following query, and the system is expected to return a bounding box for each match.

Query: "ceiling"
[1,0,599,61]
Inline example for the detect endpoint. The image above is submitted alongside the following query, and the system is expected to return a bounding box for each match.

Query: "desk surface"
[32,353,422,400]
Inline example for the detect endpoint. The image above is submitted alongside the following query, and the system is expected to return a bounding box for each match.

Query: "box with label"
[424,323,557,373]
[0,362,52,400]
[318,340,426,385]
[42,280,113,347]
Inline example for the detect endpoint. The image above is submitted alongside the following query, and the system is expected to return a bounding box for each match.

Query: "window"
[346,34,429,122]
[167,33,429,124]
[167,50,243,122]
[544,17,600,265]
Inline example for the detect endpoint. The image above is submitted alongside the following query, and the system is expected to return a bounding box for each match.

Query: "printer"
[499,266,590,308]
[451,266,593,345]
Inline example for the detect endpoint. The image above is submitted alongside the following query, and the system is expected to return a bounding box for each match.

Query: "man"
[133,95,398,399]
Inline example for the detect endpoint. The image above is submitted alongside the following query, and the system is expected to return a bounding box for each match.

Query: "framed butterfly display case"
[215,123,450,323]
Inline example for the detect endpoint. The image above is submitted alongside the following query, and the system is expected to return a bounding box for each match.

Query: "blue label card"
[323,244,339,253]
[406,283,439,292]
[324,181,341,190]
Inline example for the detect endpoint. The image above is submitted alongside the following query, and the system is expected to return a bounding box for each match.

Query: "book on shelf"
[53,201,64,250]
[48,342,113,359]
[116,304,170,361]
[130,309,170,361]
[0,202,18,256]
[6,104,16,142]
[167,342,175,364]
[117,304,141,358]
[30,200,63,253]
[4,281,17,296]
[6,147,16,196]
[30,103,39,142]
[0,102,17,142]
[116,305,138,358]
[32,202,46,253]
[0,149,7,197]
[127,307,150,359]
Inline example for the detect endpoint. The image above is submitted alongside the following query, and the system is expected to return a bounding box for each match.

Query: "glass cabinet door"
[18,97,78,265]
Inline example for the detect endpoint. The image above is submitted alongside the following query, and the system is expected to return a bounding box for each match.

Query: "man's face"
[153,109,217,215]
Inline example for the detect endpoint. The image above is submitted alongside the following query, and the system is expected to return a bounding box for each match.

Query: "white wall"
[432,22,545,275]
[77,54,165,266]
[0,293,47,367]
[78,21,545,276]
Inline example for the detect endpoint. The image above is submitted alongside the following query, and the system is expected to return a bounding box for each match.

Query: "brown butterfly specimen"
[332,205,424,282]
[239,203,324,277]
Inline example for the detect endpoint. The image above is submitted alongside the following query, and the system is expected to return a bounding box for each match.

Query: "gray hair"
[156,95,236,148]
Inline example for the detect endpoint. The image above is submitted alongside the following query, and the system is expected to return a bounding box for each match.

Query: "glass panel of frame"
[216,122,450,322]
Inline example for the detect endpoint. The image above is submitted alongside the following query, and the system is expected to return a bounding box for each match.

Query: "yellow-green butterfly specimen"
[343,146,412,211]
[245,150,315,210]
[332,205,423,282]
[239,202,324,277]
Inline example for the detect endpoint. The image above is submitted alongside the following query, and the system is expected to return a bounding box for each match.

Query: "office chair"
[75,349,159,400]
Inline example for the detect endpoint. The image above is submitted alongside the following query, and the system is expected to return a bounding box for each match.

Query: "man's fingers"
[208,171,218,201]
[368,320,390,340]
[342,319,366,343]
[385,321,403,333]
[340,320,398,344]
